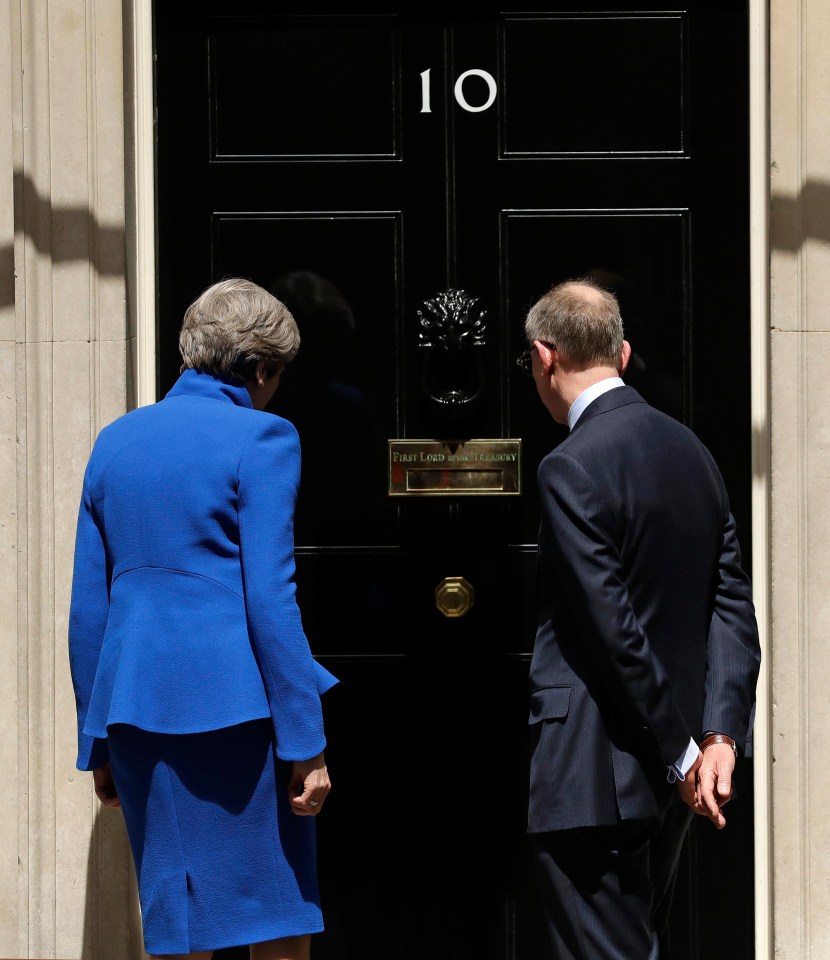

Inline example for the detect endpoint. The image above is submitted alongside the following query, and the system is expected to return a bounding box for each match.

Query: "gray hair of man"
[525,279,624,370]
[179,278,300,380]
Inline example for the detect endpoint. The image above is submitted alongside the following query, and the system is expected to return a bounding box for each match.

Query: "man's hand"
[674,750,702,810]
[695,742,735,830]
[289,752,331,816]
[93,763,120,808]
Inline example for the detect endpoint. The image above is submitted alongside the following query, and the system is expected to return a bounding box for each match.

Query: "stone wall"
[770,2,830,957]
[0,0,141,956]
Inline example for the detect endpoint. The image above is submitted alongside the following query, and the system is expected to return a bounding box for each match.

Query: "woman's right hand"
[288,752,331,816]
[93,763,120,808]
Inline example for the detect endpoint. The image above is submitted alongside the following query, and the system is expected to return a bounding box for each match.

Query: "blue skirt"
[108,719,323,955]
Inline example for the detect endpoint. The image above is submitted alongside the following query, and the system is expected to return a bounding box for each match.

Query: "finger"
[288,771,315,797]
[290,794,321,808]
[700,767,719,805]
[699,782,722,822]
[716,775,733,800]
[293,777,330,802]
[291,789,327,809]
[676,788,696,810]
[291,780,312,803]
[290,798,325,816]
[699,779,727,828]
[694,793,722,826]
[700,787,720,821]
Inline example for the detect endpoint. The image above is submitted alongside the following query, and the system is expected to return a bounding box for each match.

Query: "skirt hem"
[147,919,325,956]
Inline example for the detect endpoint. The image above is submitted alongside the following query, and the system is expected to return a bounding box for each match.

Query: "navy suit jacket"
[528,386,760,832]
[68,368,336,772]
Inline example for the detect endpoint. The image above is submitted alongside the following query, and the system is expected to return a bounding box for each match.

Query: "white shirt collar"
[567,377,626,431]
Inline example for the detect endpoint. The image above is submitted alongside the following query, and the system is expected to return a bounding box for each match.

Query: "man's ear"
[534,340,555,374]
[619,340,632,377]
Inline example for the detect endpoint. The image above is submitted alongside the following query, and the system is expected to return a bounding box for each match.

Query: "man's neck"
[560,367,621,411]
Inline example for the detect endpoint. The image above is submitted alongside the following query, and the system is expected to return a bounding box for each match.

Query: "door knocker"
[418,288,486,428]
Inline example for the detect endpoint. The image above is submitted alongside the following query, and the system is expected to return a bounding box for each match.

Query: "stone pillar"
[0,0,142,956]
[770,1,830,957]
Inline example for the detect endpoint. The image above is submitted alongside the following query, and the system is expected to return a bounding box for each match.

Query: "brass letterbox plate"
[388,439,521,497]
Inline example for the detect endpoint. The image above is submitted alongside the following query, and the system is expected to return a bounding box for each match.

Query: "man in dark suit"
[522,280,760,958]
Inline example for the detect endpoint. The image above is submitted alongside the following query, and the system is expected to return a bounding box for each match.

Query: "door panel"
[155,5,753,958]
[499,14,686,156]
[209,19,400,160]
[213,213,401,545]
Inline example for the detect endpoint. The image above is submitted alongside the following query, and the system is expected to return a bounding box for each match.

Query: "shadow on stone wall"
[82,803,144,960]
[769,179,830,251]
[0,244,13,311]
[1,170,126,309]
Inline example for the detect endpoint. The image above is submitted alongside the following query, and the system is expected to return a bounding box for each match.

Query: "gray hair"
[525,279,624,369]
[179,278,300,378]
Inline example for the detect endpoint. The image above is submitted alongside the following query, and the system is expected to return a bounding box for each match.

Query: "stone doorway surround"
[768,1,830,958]
[1,0,827,957]
[1,0,150,956]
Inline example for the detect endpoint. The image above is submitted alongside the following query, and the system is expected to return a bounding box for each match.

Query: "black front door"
[155,4,754,958]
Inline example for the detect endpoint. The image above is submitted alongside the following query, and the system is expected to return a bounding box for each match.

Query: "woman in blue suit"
[68,279,337,960]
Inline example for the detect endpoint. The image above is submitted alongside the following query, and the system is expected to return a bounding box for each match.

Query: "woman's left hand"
[288,752,331,816]
[93,763,121,808]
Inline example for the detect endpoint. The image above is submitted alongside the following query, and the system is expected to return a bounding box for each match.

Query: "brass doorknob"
[435,576,475,618]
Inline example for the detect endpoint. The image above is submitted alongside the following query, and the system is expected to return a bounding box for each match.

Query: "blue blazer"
[68,368,337,772]
[528,387,760,832]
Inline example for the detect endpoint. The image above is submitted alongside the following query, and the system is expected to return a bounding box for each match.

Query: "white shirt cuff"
[666,737,699,783]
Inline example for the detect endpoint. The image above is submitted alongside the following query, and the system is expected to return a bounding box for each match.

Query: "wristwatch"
[700,733,738,758]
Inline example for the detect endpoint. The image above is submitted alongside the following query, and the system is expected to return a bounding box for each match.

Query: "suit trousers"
[532,800,694,959]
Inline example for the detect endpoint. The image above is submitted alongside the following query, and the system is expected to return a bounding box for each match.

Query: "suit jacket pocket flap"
[528,686,571,724]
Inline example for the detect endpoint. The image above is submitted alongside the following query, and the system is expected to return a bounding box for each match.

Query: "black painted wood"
[155,4,753,959]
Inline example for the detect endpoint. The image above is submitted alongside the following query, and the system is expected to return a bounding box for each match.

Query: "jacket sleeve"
[539,451,692,766]
[238,418,335,761]
[701,509,761,751]
[68,461,111,772]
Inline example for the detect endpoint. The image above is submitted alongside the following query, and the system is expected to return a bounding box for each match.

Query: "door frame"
[126,0,156,408]
[128,3,773,955]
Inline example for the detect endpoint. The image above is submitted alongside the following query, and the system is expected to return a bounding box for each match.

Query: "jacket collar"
[569,384,646,432]
[165,368,254,409]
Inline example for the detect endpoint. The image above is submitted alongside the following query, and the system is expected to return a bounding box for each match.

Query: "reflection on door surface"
[155,4,754,958]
